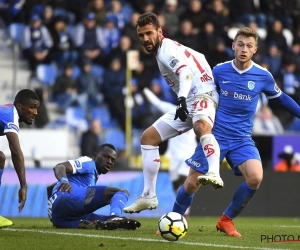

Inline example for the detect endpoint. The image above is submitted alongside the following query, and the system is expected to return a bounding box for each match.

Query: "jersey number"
[193,100,208,111]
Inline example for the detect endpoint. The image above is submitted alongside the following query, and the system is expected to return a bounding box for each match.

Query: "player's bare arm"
[53,162,73,194]
[6,132,27,212]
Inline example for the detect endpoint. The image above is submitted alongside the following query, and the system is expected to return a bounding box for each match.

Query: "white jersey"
[156,38,216,100]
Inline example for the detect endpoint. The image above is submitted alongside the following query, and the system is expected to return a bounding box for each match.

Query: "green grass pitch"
[1,217,300,250]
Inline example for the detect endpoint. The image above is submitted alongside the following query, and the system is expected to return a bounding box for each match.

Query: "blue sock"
[172,185,194,215]
[224,181,257,219]
[0,169,3,186]
[110,191,128,216]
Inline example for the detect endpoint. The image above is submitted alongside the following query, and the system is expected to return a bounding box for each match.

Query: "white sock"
[200,134,220,175]
[141,145,160,198]
[184,206,190,216]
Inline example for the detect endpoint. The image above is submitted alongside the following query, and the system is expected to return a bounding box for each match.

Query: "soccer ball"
[158,212,188,242]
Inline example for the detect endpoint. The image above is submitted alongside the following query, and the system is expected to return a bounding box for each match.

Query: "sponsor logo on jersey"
[221,89,252,100]
[187,158,201,167]
[170,58,179,68]
[7,122,19,132]
[248,81,255,90]
[222,80,231,83]
[74,159,82,169]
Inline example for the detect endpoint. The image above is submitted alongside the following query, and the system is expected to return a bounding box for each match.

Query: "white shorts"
[153,90,219,141]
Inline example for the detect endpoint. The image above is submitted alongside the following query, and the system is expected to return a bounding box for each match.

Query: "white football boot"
[197,174,224,189]
[123,196,158,213]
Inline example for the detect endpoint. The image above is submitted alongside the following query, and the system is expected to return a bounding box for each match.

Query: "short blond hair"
[234,27,258,45]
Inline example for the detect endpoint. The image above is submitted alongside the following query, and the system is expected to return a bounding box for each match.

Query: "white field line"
[3,228,291,250]
[279,226,300,228]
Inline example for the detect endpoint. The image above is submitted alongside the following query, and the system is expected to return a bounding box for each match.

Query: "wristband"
[60,177,69,183]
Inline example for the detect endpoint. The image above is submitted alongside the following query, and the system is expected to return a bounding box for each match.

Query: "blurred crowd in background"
[1,0,300,152]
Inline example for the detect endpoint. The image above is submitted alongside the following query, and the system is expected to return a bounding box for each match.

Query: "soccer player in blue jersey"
[47,143,141,230]
[0,89,40,228]
[172,27,300,237]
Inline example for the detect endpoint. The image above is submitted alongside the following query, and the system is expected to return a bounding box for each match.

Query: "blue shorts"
[185,137,261,176]
[49,186,106,228]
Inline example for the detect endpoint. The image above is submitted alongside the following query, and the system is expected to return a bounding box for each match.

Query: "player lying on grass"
[47,143,141,230]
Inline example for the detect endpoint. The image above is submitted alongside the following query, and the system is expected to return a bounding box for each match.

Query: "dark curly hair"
[136,12,160,30]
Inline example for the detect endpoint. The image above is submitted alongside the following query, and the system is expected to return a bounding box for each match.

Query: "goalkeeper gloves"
[174,97,189,122]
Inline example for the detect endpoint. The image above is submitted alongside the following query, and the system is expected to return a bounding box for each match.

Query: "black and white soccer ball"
[158,212,188,242]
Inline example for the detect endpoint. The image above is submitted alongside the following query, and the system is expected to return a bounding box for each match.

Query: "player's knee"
[193,120,211,138]
[0,151,5,168]
[140,132,156,145]
[140,127,161,145]
[247,175,263,189]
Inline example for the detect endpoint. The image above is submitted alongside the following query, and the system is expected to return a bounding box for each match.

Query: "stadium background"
[0,0,300,218]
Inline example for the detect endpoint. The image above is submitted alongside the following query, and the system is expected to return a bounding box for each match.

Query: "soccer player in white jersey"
[0,89,40,228]
[123,12,223,214]
[172,27,300,237]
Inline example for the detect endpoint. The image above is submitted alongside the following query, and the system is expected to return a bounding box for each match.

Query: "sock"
[200,134,220,175]
[224,181,257,220]
[0,169,3,186]
[173,185,194,215]
[175,184,190,216]
[141,145,160,198]
[110,191,129,217]
[184,206,191,216]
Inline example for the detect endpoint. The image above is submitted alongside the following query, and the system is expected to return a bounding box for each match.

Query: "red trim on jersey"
[208,116,214,124]
[175,65,187,75]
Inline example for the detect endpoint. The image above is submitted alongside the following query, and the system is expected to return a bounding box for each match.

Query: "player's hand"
[18,185,27,212]
[58,181,72,194]
[174,97,189,122]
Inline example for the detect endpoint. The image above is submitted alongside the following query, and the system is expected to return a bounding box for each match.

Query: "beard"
[143,36,160,53]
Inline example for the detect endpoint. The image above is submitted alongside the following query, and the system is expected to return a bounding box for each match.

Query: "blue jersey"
[53,156,98,193]
[0,104,20,136]
[212,60,281,139]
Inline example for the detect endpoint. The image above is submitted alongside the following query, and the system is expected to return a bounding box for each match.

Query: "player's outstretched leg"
[197,134,224,189]
[101,216,141,230]
[123,196,158,213]
[216,214,241,237]
[123,145,160,213]
[0,216,13,228]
